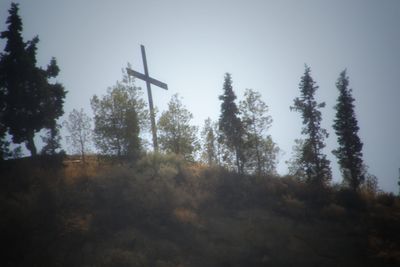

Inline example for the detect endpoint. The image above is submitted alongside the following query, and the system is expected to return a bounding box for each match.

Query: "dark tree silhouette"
[291,65,331,185]
[333,70,364,191]
[0,3,66,156]
[219,73,245,174]
[40,124,63,155]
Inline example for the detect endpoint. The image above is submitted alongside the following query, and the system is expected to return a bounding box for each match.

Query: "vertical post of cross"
[141,45,158,152]
[126,45,168,152]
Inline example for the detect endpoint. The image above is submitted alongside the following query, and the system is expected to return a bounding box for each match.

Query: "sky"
[1,0,399,192]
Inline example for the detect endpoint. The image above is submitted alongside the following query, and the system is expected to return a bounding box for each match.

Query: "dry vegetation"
[1,154,400,267]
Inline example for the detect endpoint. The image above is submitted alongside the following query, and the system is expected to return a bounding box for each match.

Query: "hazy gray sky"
[1,0,399,192]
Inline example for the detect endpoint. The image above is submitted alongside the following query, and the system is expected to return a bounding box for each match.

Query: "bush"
[335,188,366,211]
[320,203,346,220]
[376,192,396,207]
[280,194,306,219]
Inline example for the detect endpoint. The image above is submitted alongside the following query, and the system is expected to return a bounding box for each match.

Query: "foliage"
[63,108,92,162]
[290,65,331,185]
[40,123,63,155]
[200,118,218,166]
[361,171,379,196]
[0,3,66,156]
[333,70,365,191]
[286,138,306,178]
[0,129,11,160]
[91,80,141,159]
[239,88,279,175]
[218,73,245,173]
[0,93,10,159]
[157,94,199,161]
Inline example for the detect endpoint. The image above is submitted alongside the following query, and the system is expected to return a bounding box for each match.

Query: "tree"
[259,135,280,176]
[0,107,11,160]
[63,108,92,162]
[200,118,218,166]
[91,82,141,159]
[239,88,278,175]
[286,139,306,179]
[398,169,400,197]
[0,3,66,156]
[333,70,364,191]
[40,123,63,155]
[200,118,228,167]
[290,65,331,185]
[0,71,10,160]
[158,94,199,161]
[219,73,245,174]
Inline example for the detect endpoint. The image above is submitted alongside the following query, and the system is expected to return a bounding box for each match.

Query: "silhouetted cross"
[126,45,168,152]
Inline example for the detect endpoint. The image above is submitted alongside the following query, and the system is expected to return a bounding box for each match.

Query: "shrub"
[320,203,346,220]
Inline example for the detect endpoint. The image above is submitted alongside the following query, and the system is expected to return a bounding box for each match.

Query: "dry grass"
[1,154,400,267]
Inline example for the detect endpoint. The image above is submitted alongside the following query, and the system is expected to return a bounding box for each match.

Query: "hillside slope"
[1,154,400,267]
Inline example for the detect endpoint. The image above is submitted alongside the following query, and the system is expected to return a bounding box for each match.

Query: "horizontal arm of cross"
[126,68,168,90]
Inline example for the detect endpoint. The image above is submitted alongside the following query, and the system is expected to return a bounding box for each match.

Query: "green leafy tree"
[91,82,141,159]
[201,118,218,166]
[200,118,227,167]
[286,139,306,179]
[290,65,331,185]
[219,73,245,174]
[333,70,364,191]
[239,88,278,175]
[259,135,280,176]
[0,3,66,156]
[63,108,92,162]
[158,94,199,161]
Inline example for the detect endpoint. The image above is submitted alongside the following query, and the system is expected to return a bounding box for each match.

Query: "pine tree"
[0,3,66,156]
[219,73,244,173]
[290,65,331,185]
[333,70,364,191]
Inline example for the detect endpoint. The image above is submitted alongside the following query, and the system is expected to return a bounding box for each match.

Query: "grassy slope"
[1,154,400,267]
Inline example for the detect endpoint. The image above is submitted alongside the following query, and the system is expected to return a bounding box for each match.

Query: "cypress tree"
[333,70,364,191]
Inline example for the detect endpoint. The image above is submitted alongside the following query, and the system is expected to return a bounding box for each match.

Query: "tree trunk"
[235,146,240,174]
[26,133,37,157]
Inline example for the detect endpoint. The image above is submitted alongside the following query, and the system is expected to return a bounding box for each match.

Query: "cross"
[126,45,168,152]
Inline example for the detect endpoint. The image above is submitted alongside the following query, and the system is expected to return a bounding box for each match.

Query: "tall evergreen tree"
[333,70,364,191]
[0,3,66,156]
[219,73,245,173]
[290,65,331,185]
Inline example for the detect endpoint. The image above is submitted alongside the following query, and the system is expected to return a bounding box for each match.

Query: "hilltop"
[1,154,400,267]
